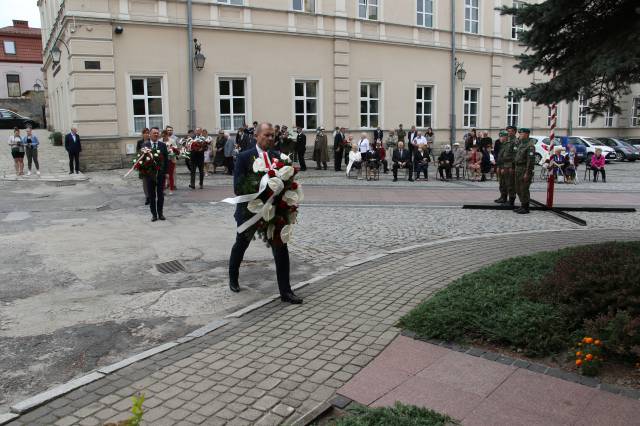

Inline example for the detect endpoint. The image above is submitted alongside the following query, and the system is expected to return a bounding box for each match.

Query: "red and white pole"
[546,95,558,208]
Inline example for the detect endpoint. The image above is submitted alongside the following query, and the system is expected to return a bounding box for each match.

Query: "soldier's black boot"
[515,203,530,214]
[494,196,506,204]
[503,197,516,209]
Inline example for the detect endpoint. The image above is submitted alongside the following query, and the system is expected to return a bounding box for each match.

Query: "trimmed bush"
[334,402,458,426]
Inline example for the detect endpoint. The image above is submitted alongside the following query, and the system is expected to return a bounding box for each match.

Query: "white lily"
[247,199,264,214]
[262,203,276,221]
[280,153,291,162]
[277,166,294,181]
[283,190,299,206]
[267,223,275,240]
[280,224,293,244]
[253,157,268,173]
[267,177,285,195]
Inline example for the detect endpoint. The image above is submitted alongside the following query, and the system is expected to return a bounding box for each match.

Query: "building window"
[3,40,16,55]
[506,89,521,128]
[463,88,479,128]
[632,98,640,127]
[293,0,315,13]
[577,94,588,127]
[294,81,318,130]
[131,77,164,133]
[511,1,524,39]
[360,83,380,128]
[6,74,21,97]
[464,0,479,34]
[417,0,433,28]
[358,0,378,20]
[415,86,433,128]
[219,78,246,131]
[217,0,243,5]
[604,109,615,128]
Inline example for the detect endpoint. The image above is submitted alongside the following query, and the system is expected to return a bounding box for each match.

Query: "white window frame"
[359,81,382,129]
[6,73,21,97]
[631,98,640,127]
[218,77,248,132]
[127,75,169,135]
[292,0,315,13]
[3,40,16,55]
[358,0,379,21]
[577,94,588,127]
[293,79,321,130]
[463,87,480,128]
[604,109,615,128]
[216,0,244,5]
[511,1,525,40]
[415,84,435,129]
[416,0,434,28]
[506,89,522,128]
[464,0,479,34]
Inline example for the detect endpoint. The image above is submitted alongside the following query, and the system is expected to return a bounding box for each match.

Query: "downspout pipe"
[187,0,195,130]
[450,0,457,145]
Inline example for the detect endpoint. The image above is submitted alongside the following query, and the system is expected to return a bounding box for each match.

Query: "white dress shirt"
[358,138,370,153]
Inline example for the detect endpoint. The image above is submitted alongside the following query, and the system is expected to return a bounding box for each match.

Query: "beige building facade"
[39,0,640,170]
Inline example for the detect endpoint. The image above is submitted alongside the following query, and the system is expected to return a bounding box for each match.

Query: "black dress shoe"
[281,293,303,304]
[393,178,398,182]
[408,178,414,182]
[229,281,240,293]
[189,185,196,189]
[151,216,158,222]
[158,215,166,221]
[145,198,150,205]
[69,171,74,174]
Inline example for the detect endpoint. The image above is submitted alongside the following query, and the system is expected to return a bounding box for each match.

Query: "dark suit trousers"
[334,149,343,171]
[190,151,205,187]
[229,232,292,296]
[297,149,306,171]
[344,149,349,166]
[68,151,80,172]
[147,174,165,217]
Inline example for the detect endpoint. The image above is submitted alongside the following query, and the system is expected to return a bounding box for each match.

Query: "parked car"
[567,136,616,164]
[530,135,587,164]
[623,138,640,150]
[0,108,39,129]
[597,137,639,162]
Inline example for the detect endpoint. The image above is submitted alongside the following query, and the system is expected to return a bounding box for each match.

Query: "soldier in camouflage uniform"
[514,127,536,214]
[494,129,517,207]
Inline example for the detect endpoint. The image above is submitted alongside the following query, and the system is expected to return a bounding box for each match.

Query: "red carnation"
[275,216,286,226]
[293,166,300,175]
[268,170,276,178]
[275,161,285,169]
[291,182,298,190]
[278,200,288,209]
[290,205,298,212]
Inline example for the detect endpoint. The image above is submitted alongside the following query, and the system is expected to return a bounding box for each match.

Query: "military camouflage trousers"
[515,166,533,205]
[498,167,516,199]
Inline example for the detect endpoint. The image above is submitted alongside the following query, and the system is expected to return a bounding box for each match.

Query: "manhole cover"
[156,260,186,274]
[56,181,77,187]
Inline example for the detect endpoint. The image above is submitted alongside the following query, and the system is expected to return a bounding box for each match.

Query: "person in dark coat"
[64,126,82,174]
[295,126,307,171]
[333,127,345,171]
[143,127,169,221]
[480,143,492,181]
[438,145,455,181]
[136,128,151,205]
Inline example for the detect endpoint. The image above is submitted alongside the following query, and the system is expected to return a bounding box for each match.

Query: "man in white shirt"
[358,133,370,154]
[413,132,427,149]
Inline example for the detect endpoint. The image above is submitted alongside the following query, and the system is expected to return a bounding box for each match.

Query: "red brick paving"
[337,336,640,426]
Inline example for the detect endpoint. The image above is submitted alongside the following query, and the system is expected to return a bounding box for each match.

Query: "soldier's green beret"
[506,125,517,131]
[518,128,531,133]
[499,131,508,136]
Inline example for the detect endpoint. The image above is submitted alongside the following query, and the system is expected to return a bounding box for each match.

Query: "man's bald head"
[255,122,275,150]
[256,122,273,135]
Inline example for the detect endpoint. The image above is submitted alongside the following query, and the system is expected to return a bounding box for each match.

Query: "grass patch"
[399,242,640,359]
[333,402,458,426]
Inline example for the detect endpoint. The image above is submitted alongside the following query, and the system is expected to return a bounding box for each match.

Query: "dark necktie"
[153,143,157,150]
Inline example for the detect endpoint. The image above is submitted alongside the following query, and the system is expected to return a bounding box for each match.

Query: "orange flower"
[585,337,593,344]
[594,340,601,346]
[576,359,583,366]
[582,337,588,343]
[575,351,583,357]
[586,354,594,361]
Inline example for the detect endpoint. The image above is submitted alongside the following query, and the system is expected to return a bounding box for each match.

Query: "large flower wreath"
[227,153,303,247]
[130,147,164,177]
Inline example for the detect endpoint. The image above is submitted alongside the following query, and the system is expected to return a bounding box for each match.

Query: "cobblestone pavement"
[5,228,640,426]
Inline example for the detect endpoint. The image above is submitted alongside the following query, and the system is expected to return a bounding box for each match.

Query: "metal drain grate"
[156,260,186,274]
[56,181,77,187]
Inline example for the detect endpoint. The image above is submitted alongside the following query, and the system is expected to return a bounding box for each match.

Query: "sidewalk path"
[338,336,640,425]
[5,229,640,425]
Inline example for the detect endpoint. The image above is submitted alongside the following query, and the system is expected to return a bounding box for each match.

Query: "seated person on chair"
[590,148,606,182]
[375,140,389,174]
[452,142,465,180]
[414,144,430,180]
[346,142,362,176]
[438,145,454,181]
[467,145,482,181]
[548,146,565,182]
[366,145,380,180]
[392,141,413,182]
[564,144,577,183]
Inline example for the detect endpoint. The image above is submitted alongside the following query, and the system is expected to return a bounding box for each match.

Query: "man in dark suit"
[392,141,414,182]
[228,122,302,304]
[373,127,384,146]
[143,127,169,222]
[333,127,345,171]
[64,126,82,174]
[295,126,307,171]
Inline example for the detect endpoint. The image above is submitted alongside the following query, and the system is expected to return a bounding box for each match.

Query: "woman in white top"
[346,139,362,177]
[8,127,24,176]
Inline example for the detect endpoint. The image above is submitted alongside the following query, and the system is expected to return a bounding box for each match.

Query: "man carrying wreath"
[228,122,303,304]
[144,127,169,221]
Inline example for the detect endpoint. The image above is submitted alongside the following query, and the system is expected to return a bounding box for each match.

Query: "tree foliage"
[501,0,640,117]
